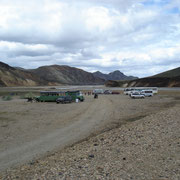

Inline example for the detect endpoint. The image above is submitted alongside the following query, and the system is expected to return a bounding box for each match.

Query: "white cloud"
[0,0,180,77]
[85,7,113,32]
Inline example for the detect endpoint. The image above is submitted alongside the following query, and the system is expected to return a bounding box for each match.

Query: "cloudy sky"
[0,0,180,77]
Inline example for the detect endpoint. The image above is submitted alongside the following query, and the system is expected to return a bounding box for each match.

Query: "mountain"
[0,61,48,86]
[0,62,105,87]
[30,65,105,85]
[93,70,138,81]
[93,71,108,80]
[105,67,180,87]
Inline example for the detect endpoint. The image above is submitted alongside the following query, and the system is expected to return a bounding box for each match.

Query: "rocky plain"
[0,89,179,180]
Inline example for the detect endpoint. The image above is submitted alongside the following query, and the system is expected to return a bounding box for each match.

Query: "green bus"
[65,91,84,102]
[35,90,84,102]
[36,91,65,102]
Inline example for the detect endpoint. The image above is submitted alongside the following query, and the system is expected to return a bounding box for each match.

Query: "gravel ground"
[0,93,174,172]
[0,98,179,179]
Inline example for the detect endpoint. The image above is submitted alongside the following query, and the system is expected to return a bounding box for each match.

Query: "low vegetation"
[2,95,12,101]
[22,92,36,99]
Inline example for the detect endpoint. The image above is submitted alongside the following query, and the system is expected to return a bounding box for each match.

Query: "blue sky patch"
[142,0,170,7]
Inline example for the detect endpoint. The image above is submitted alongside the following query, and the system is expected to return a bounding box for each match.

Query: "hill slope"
[0,62,105,87]
[0,62,48,86]
[106,67,180,87]
[31,65,105,85]
[152,67,180,78]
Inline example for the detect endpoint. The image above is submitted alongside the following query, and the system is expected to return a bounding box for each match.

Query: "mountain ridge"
[30,64,105,85]
[105,67,180,87]
[93,70,138,81]
[1,61,178,87]
[0,61,105,86]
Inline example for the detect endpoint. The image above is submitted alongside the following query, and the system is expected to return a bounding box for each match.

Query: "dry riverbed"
[0,91,180,179]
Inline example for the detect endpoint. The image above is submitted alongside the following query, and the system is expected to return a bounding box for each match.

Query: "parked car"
[112,91,120,94]
[104,90,112,94]
[124,88,135,95]
[130,92,145,99]
[140,90,153,97]
[56,96,72,104]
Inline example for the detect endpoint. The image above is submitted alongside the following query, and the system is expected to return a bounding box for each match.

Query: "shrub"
[23,92,36,99]
[2,95,12,101]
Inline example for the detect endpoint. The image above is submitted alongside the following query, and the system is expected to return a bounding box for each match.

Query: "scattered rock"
[1,104,180,180]
[88,154,95,158]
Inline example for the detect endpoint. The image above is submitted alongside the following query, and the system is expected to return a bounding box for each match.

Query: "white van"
[140,87,158,94]
[124,88,135,95]
[93,89,104,94]
[141,90,153,97]
[152,87,158,94]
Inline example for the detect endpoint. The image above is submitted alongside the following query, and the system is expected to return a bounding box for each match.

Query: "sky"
[0,0,180,78]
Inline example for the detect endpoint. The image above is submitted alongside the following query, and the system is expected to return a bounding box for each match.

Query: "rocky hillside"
[0,62,105,87]
[31,65,105,85]
[93,70,138,81]
[106,67,180,87]
[106,77,180,87]
[0,62,48,87]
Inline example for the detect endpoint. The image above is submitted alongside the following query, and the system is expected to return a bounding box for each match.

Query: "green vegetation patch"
[2,95,12,101]
[0,112,8,115]
[0,116,11,121]
[0,116,15,123]
[21,92,36,99]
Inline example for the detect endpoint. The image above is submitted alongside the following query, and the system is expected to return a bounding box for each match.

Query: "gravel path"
[0,100,179,179]
[0,96,112,171]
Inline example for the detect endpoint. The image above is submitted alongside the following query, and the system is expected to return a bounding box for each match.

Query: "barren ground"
[0,90,180,179]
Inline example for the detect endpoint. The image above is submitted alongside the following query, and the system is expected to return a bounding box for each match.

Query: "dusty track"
[0,96,113,171]
[0,94,176,172]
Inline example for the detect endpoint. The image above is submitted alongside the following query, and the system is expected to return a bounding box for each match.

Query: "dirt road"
[0,93,176,172]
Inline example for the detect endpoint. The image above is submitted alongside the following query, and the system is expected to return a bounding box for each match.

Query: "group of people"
[83,91,98,99]
[84,92,92,96]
